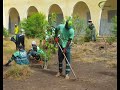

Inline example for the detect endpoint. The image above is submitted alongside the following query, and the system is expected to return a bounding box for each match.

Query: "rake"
[57,42,77,80]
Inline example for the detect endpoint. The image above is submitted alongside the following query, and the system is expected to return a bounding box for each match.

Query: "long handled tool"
[57,42,77,79]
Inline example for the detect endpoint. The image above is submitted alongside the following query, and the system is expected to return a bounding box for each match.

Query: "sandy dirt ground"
[3,39,117,90]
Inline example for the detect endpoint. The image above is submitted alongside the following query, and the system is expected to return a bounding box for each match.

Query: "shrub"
[106,36,116,45]
[72,16,86,36]
[20,12,48,39]
[46,13,57,43]
[111,16,117,37]
[3,27,9,37]
[106,16,117,45]
[72,15,87,44]
[84,28,91,42]
[48,13,57,27]
[20,12,58,61]
[42,13,58,60]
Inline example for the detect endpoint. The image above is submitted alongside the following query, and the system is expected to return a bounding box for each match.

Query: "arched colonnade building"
[3,0,117,36]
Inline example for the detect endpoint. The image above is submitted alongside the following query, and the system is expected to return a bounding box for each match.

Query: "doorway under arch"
[27,6,38,18]
[9,8,20,33]
[73,1,91,24]
[48,4,64,26]
[99,0,117,36]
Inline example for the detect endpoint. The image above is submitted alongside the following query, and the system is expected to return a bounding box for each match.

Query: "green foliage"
[48,13,57,27]
[20,12,48,39]
[34,13,57,61]
[72,15,86,36]
[3,27,9,37]
[106,16,117,45]
[106,36,116,45]
[84,28,91,42]
[47,13,57,40]
[41,13,58,60]
[40,41,57,60]
[111,16,117,37]
[72,15,91,43]
[44,42,57,61]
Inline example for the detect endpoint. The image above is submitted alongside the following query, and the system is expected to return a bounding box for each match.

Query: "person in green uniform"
[87,20,96,41]
[4,45,29,66]
[27,41,48,69]
[54,17,74,79]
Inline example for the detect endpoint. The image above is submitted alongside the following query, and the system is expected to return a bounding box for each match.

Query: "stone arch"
[8,7,20,33]
[99,0,117,36]
[27,6,38,18]
[73,1,91,24]
[48,4,64,26]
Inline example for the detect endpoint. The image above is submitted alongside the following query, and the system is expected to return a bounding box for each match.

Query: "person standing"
[87,20,96,41]
[14,24,19,34]
[54,17,74,79]
[14,24,19,50]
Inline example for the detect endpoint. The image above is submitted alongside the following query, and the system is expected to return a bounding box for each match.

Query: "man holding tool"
[54,17,75,79]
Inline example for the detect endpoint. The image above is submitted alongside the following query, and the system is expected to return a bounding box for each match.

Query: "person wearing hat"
[4,45,29,66]
[54,16,74,79]
[87,20,96,41]
[27,41,48,69]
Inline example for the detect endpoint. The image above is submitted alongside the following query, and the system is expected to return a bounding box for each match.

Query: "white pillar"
[98,9,102,36]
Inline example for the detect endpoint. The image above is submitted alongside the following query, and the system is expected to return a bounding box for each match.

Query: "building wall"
[99,0,117,36]
[3,0,117,36]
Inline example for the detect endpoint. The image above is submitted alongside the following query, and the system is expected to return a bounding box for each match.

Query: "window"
[108,10,117,23]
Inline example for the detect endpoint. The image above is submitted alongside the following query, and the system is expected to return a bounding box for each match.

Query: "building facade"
[3,0,117,36]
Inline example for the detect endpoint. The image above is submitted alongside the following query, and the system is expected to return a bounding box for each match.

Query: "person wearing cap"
[54,16,74,79]
[27,41,48,68]
[87,20,96,41]
[4,45,29,66]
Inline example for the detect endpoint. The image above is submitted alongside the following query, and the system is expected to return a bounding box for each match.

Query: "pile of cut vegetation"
[3,64,34,80]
